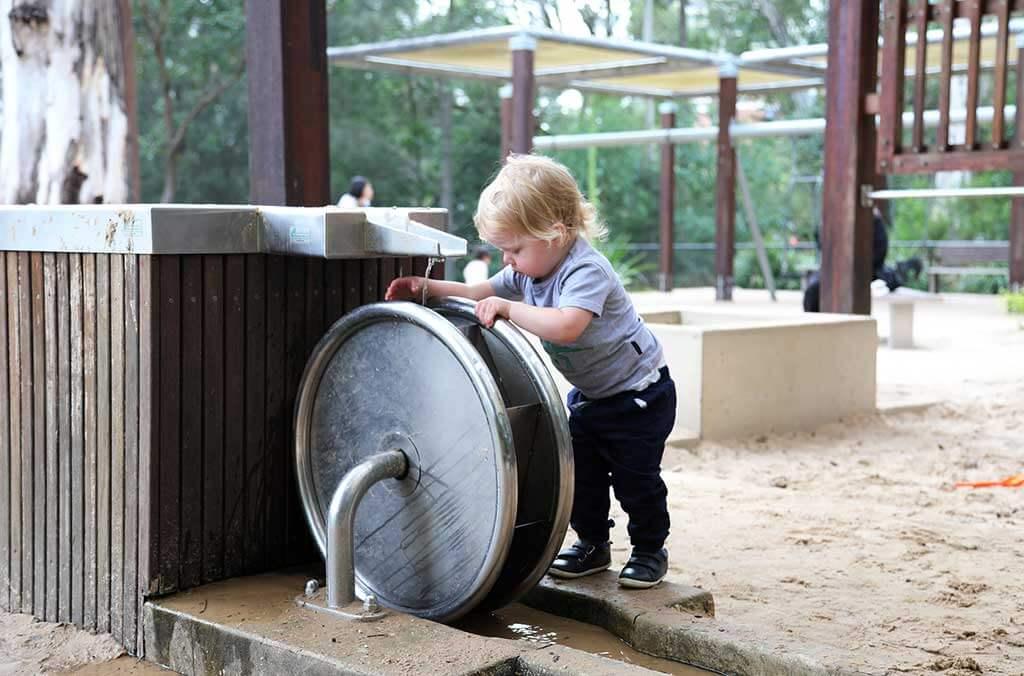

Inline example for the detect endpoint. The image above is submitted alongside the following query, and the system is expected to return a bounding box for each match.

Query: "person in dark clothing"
[803,211,921,312]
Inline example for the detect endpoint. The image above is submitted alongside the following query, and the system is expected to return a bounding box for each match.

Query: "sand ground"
[616,288,1024,675]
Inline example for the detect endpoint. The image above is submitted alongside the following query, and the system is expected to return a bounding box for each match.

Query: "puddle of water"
[455,602,715,675]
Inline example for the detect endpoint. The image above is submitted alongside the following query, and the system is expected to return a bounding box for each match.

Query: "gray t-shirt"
[489,237,665,399]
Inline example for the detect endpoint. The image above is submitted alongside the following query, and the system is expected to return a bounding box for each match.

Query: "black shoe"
[618,548,668,589]
[548,540,611,579]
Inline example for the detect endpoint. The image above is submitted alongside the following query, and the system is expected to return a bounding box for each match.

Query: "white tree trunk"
[0,0,135,204]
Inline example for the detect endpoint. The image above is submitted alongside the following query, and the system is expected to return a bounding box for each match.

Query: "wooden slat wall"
[1,251,409,655]
[878,0,1024,173]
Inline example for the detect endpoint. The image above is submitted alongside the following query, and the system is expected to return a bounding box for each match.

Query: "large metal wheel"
[429,298,573,611]
[294,300,572,623]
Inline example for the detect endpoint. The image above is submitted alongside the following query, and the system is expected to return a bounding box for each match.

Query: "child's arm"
[476,298,592,345]
[385,276,495,302]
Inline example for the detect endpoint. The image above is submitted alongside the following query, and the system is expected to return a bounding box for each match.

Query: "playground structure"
[1,2,1024,674]
[327,13,1024,306]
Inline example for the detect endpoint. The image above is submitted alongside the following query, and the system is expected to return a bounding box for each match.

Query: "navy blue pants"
[567,367,676,553]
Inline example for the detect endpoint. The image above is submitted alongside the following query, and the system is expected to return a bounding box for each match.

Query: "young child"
[385,154,676,588]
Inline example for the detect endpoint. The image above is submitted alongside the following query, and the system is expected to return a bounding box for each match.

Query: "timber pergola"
[328,26,825,298]
[277,16,1024,311]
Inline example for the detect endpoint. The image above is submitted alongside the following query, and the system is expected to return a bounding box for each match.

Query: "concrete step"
[141,569,685,676]
[524,572,859,676]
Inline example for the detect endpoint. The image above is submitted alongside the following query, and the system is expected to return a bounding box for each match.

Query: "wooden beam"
[1012,47,1024,290]
[510,34,536,155]
[904,0,1024,21]
[715,69,737,301]
[936,0,955,151]
[246,2,330,206]
[821,0,879,315]
[990,0,1010,148]
[889,148,1024,173]
[911,0,929,151]
[964,0,983,149]
[877,0,907,169]
[659,102,677,292]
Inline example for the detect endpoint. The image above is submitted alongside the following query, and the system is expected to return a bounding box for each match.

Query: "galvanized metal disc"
[294,302,517,622]
[430,298,573,610]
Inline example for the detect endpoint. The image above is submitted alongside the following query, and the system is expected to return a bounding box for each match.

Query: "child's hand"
[475,297,511,327]
[385,276,425,302]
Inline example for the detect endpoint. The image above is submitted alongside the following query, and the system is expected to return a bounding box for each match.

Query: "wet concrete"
[143,569,680,675]
[456,602,713,675]
[144,567,854,676]
[524,572,856,676]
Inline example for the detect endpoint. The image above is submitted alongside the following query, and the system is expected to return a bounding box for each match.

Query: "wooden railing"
[877,0,1024,173]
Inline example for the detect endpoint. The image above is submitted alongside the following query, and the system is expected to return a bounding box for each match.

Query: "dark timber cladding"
[0,0,445,659]
[714,70,737,301]
[0,249,416,655]
[659,103,677,293]
[0,252,142,647]
[821,0,878,315]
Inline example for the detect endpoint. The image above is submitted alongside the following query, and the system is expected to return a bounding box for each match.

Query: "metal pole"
[499,84,513,163]
[327,449,408,609]
[531,107,1015,151]
[736,150,776,300]
[867,186,1024,200]
[659,102,677,292]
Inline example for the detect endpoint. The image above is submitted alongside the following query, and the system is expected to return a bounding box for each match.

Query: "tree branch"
[167,58,246,157]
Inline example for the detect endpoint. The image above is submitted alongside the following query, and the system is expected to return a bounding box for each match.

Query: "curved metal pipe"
[327,449,408,609]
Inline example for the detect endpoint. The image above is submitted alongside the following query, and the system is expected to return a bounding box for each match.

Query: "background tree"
[134,0,245,203]
[0,0,138,203]
[119,0,1012,292]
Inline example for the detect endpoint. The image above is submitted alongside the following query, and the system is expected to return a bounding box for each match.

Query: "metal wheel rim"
[430,297,574,607]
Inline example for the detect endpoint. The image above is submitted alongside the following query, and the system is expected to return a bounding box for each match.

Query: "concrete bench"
[872,285,941,348]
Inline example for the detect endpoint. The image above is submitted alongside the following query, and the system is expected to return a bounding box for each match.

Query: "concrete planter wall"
[536,309,877,442]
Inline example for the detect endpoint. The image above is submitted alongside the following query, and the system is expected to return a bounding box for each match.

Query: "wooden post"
[246,1,330,206]
[714,64,737,301]
[499,84,514,163]
[821,0,879,314]
[510,33,535,155]
[658,102,677,292]
[1011,45,1024,291]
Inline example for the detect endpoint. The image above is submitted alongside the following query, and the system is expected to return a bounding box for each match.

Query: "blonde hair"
[473,154,607,245]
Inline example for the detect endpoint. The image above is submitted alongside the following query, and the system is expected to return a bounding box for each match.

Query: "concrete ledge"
[142,571,676,676]
[640,309,877,440]
[523,573,860,676]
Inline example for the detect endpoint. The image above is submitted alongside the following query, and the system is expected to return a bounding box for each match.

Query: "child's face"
[488,230,570,279]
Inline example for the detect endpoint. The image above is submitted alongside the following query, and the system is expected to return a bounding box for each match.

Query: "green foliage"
[594,234,656,289]
[1007,291,1024,314]
[128,0,1008,296]
[734,245,814,291]
[134,0,248,203]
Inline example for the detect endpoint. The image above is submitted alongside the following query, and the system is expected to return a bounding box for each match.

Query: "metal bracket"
[296,587,388,622]
[860,184,875,208]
